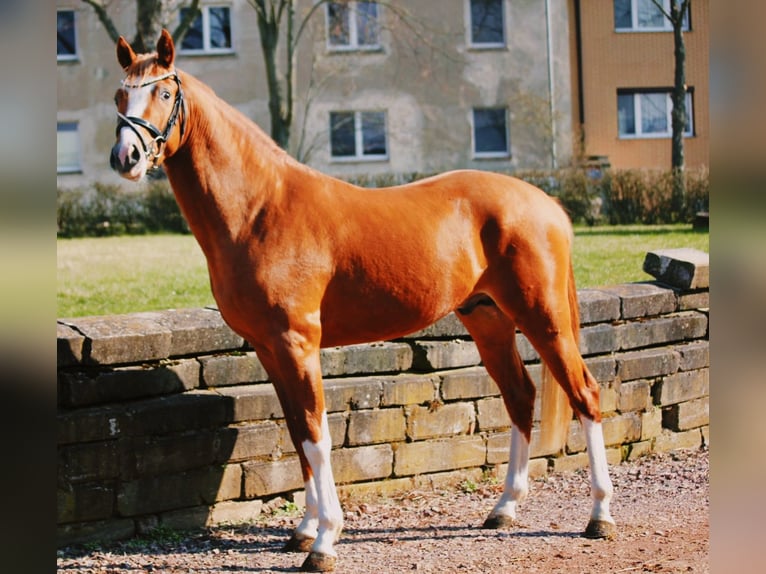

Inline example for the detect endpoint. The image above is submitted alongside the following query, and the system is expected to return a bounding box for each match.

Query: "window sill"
[178,49,236,58]
[466,43,507,52]
[326,45,384,54]
[330,155,389,164]
[57,168,83,175]
[472,152,511,160]
[57,56,80,64]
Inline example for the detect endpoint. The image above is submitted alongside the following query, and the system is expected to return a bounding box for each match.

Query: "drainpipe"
[545,0,558,169]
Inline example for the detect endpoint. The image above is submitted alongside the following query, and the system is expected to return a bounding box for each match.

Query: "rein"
[116,71,187,169]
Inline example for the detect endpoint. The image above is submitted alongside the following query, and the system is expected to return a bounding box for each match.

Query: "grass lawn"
[57,225,709,318]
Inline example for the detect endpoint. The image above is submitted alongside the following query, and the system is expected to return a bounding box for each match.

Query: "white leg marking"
[581,417,615,523]
[490,425,530,520]
[294,476,319,540]
[301,411,343,557]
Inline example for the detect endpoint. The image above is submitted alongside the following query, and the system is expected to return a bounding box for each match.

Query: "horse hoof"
[282,533,316,553]
[301,551,337,572]
[482,514,516,529]
[584,519,616,539]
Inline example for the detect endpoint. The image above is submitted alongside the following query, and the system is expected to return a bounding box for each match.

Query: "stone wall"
[56,249,709,546]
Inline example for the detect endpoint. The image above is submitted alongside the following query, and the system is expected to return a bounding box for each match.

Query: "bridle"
[116,70,187,169]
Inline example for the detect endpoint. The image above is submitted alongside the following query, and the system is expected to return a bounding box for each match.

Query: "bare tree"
[650,0,692,217]
[81,0,200,52]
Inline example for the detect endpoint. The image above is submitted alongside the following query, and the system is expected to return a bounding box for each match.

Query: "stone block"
[320,342,413,376]
[411,340,481,371]
[597,283,677,319]
[678,290,709,311]
[476,397,511,431]
[59,313,173,365]
[57,322,84,366]
[381,373,439,406]
[653,428,703,452]
[565,420,585,453]
[57,483,115,523]
[208,499,263,525]
[602,412,641,446]
[160,505,211,531]
[324,377,382,412]
[151,308,244,356]
[643,248,709,290]
[618,380,652,412]
[616,312,708,351]
[58,406,126,444]
[626,440,653,460]
[331,444,394,484]
[348,408,406,446]
[118,465,240,516]
[242,456,304,498]
[652,369,709,406]
[676,341,710,371]
[579,324,617,356]
[406,402,475,440]
[407,313,469,338]
[577,289,621,324]
[641,408,663,440]
[226,421,281,461]
[59,359,200,408]
[662,396,709,431]
[200,352,269,387]
[585,356,617,384]
[616,348,680,381]
[394,435,486,476]
[214,384,283,422]
[58,441,120,483]
[124,429,235,478]
[127,390,230,436]
[57,518,135,547]
[486,431,511,464]
[440,366,497,400]
[515,333,539,362]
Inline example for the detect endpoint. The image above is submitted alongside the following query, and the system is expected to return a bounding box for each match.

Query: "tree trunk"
[669,0,688,219]
[257,10,291,149]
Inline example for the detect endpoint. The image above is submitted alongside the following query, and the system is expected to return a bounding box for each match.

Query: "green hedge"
[57,168,709,237]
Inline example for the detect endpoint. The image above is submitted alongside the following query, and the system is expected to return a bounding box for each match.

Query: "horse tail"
[537,259,577,455]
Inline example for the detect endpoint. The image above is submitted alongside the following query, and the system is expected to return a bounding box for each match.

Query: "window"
[472,108,510,157]
[57,10,77,60]
[57,122,81,173]
[326,2,380,50]
[179,5,232,53]
[468,0,505,47]
[617,89,694,138]
[614,0,690,32]
[330,111,387,160]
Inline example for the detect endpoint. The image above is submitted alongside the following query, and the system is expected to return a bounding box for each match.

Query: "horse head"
[110,29,186,181]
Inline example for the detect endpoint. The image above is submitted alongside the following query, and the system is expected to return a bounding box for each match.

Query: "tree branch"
[171,0,201,44]
[80,0,122,43]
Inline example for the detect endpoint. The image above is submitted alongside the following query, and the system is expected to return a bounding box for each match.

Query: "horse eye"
[161,90,172,101]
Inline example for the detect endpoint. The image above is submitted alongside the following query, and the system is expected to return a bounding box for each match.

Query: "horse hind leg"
[495,265,616,538]
[456,302,535,529]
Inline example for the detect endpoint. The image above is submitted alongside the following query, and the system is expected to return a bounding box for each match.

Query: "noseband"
[116,71,187,169]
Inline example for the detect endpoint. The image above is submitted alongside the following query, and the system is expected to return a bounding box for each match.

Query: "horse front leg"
[255,335,343,572]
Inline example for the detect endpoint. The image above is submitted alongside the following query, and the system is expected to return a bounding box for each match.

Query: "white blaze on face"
[116,82,154,174]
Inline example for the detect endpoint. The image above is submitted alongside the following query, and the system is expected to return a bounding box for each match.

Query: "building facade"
[571,0,709,169]
[57,0,574,188]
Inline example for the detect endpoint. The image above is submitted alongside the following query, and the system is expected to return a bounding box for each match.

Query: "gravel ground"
[58,447,708,573]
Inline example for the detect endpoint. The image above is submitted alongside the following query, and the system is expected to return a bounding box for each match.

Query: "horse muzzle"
[110,139,147,181]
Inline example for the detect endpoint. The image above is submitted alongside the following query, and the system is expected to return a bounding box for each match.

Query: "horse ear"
[157,29,175,68]
[116,36,136,70]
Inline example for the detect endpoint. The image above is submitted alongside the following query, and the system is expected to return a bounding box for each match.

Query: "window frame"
[57,9,78,62]
[329,110,388,162]
[325,1,382,52]
[614,0,691,33]
[617,88,694,139]
[467,0,507,49]
[57,121,82,174]
[178,4,234,55]
[471,107,511,159]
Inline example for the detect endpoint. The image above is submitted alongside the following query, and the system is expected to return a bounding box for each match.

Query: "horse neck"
[163,71,292,256]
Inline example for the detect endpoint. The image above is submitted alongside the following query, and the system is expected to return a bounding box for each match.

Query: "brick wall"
[56,249,709,546]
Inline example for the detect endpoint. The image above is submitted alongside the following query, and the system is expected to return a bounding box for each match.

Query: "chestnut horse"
[110,30,615,572]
